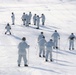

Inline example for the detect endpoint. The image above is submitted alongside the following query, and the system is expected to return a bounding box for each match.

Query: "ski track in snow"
[0,0,76,75]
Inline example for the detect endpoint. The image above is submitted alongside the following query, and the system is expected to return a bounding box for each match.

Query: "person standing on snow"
[21,12,26,25]
[51,30,60,49]
[25,14,29,26]
[38,36,46,57]
[38,32,45,42]
[68,33,76,50]
[5,23,11,35]
[41,14,45,25]
[33,14,37,25]
[36,15,40,29]
[18,37,30,67]
[28,12,32,24]
[45,39,54,62]
[11,12,15,25]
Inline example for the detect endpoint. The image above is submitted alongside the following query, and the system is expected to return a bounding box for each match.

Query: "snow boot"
[39,55,41,57]
[5,32,6,34]
[12,23,14,25]
[36,27,39,29]
[72,48,74,50]
[45,59,48,62]
[24,64,28,67]
[43,55,45,57]
[10,33,11,35]
[18,64,20,67]
[56,47,58,49]
[50,59,53,62]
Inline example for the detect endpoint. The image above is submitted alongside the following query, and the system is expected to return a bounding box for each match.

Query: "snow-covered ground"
[0,0,76,75]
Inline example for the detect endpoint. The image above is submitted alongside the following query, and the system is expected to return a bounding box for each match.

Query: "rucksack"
[70,37,75,40]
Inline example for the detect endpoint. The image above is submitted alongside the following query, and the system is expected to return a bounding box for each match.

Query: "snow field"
[0,1,76,75]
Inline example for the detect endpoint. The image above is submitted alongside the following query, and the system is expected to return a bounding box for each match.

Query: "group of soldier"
[5,12,45,35]
[4,12,76,67]
[17,31,76,67]
[11,12,45,28]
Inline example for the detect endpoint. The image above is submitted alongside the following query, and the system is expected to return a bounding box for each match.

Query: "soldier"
[51,30,60,49]
[28,12,32,24]
[45,39,54,62]
[21,13,26,25]
[41,14,45,25]
[68,33,76,50]
[36,15,40,29]
[11,12,15,25]
[33,14,37,25]
[18,37,30,67]
[38,36,46,57]
[38,32,45,42]
[5,23,11,35]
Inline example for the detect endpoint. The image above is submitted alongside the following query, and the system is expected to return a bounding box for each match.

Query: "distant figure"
[33,14,37,25]
[38,36,46,57]
[45,39,54,62]
[51,30,60,49]
[36,15,40,29]
[18,37,30,67]
[21,13,26,25]
[38,32,45,42]
[25,14,29,26]
[11,12,15,25]
[41,14,45,25]
[28,12,32,24]
[68,33,76,50]
[5,23,11,35]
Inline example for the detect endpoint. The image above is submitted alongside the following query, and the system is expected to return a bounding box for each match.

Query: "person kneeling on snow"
[5,23,11,35]
[45,39,54,62]
[68,33,76,50]
[18,37,30,67]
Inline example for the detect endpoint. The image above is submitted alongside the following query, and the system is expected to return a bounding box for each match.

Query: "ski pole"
[56,48,58,63]
[27,48,29,65]
[58,39,60,50]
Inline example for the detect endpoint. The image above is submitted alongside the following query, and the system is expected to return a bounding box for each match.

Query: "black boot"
[10,33,11,35]
[43,55,45,57]
[45,59,48,62]
[18,64,20,67]
[69,48,71,50]
[72,48,74,50]
[12,23,14,25]
[39,55,41,57]
[24,64,28,67]
[50,59,53,62]
[56,47,58,49]
[5,32,6,34]
[36,27,39,29]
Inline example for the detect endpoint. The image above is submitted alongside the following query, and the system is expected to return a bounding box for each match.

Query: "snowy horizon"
[0,0,76,4]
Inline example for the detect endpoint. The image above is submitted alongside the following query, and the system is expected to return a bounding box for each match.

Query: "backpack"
[70,37,75,40]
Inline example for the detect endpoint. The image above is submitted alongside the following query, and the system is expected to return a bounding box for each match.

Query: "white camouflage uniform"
[5,23,11,34]
[69,33,76,50]
[41,14,45,25]
[18,41,29,65]
[21,13,26,25]
[33,14,37,25]
[51,30,60,49]
[45,39,54,61]
[11,12,15,25]
[38,37,46,57]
